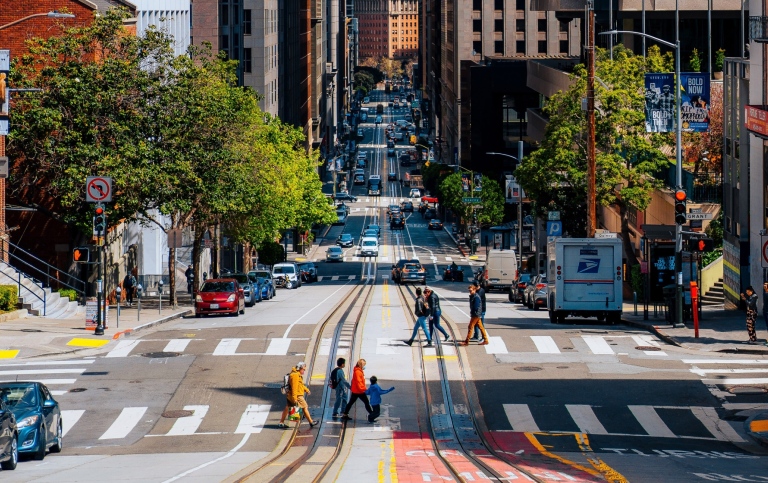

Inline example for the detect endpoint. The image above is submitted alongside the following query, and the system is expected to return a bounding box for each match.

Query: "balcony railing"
[749,17,768,43]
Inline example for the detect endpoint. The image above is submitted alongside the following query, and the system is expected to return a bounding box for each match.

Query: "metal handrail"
[0,268,46,316]
[2,240,85,296]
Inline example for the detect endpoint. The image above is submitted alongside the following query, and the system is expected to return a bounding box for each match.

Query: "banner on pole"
[644,73,675,133]
[680,73,710,132]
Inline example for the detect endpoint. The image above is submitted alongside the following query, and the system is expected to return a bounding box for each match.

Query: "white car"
[360,237,379,257]
[272,263,301,288]
[409,188,421,198]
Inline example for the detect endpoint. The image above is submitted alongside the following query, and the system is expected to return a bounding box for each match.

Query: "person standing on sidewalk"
[461,285,488,346]
[123,271,136,307]
[405,287,431,346]
[741,286,759,344]
[471,280,488,342]
[424,287,449,342]
[330,358,351,418]
[342,359,374,420]
[185,265,194,294]
[279,362,317,428]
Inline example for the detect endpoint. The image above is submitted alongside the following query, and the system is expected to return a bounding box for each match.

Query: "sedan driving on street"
[0,381,62,462]
[326,246,344,262]
[401,201,414,212]
[428,219,444,230]
[390,215,405,230]
[0,394,17,470]
[195,279,246,317]
[334,193,358,203]
[337,233,355,247]
[391,258,420,283]
[399,263,427,284]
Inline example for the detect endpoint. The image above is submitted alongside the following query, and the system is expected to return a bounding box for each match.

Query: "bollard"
[158,280,164,314]
[136,284,143,322]
[690,281,699,338]
[633,291,638,316]
[116,286,122,329]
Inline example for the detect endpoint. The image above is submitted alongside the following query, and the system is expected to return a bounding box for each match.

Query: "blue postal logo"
[577,259,600,274]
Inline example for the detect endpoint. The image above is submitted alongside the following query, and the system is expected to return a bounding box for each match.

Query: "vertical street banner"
[473,173,482,191]
[505,175,522,203]
[644,73,675,133]
[461,173,471,192]
[0,50,9,136]
[680,73,710,132]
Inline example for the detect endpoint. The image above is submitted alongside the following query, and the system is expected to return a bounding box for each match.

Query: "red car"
[195,278,245,318]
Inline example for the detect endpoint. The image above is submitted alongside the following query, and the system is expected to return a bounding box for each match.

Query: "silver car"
[326,246,344,262]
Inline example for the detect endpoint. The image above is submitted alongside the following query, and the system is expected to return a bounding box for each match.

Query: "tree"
[438,173,504,227]
[515,45,670,264]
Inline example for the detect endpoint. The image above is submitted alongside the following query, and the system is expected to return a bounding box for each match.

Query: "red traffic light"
[95,206,104,215]
[674,190,687,202]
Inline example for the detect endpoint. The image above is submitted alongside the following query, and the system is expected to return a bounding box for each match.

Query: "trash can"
[662,285,676,322]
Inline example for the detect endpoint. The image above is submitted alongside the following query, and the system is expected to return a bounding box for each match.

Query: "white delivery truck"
[547,238,623,324]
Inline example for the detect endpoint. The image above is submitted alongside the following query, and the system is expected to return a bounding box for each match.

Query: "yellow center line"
[576,433,629,483]
[524,432,601,477]
[423,355,458,360]
[389,438,398,483]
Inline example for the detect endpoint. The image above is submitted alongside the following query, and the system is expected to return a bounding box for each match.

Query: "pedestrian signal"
[73,246,90,263]
[687,238,715,252]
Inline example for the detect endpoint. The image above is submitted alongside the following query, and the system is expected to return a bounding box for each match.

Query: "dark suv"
[390,216,405,230]
[391,258,420,283]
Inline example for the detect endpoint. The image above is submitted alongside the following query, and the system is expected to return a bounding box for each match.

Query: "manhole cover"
[162,410,194,418]
[557,366,570,369]
[69,388,87,393]
[728,386,767,395]
[263,382,283,389]
[635,346,662,351]
[20,329,42,333]
[141,352,181,358]
[514,366,543,372]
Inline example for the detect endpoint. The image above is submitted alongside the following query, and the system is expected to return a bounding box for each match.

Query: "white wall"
[132,0,192,57]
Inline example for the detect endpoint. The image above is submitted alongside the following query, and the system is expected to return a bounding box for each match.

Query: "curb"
[621,318,682,348]
[444,226,469,257]
[0,309,29,323]
[745,413,768,447]
[113,309,193,340]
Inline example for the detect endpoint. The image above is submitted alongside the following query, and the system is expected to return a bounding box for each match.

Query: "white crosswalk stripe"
[0,359,94,396]
[489,334,670,358]
[683,358,768,392]
[99,407,147,439]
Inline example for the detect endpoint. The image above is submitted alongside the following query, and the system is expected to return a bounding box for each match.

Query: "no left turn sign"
[762,236,768,268]
[86,176,112,202]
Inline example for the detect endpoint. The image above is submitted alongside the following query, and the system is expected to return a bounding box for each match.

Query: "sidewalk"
[0,297,192,359]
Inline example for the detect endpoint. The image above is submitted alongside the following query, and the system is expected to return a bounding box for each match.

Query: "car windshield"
[230,274,249,284]
[363,240,377,247]
[367,225,379,231]
[0,384,37,409]
[299,263,315,270]
[273,266,295,274]
[339,234,352,241]
[201,281,236,292]
[328,247,342,254]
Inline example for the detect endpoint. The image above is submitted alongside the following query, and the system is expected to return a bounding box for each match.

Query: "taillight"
[536,283,546,289]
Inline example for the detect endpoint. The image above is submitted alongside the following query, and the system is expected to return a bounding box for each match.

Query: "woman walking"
[741,286,759,344]
[341,359,374,420]
[424,287,449,342]
[405,287,431,346]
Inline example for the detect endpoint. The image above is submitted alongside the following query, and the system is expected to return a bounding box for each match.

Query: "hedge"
[0,285,18,311]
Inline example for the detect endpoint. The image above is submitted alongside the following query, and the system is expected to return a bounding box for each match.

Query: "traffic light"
[93,204,106,238]
[73,246,90,263]
[674,189,687,225]
[687,238,715,252]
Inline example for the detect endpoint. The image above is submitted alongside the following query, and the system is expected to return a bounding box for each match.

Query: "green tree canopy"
[439,173,504,227]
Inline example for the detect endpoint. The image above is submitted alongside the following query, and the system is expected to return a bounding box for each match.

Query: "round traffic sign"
[763,238,768,265]
[87,177,112,202]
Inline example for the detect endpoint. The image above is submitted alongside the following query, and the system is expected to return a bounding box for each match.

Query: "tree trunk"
[619,202,639,267]
[168,245,177,307]
[193,224,205,293]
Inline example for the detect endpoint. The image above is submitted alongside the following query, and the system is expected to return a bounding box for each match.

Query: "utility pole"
[517,141,524,264]
[586,1,597,238]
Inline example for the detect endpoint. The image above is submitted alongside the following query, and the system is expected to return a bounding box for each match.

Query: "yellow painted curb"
[295,257,307,262]
[67,338,110,348]
[469,255,479,260]
[0,350,19,359]
[750,419,768,433]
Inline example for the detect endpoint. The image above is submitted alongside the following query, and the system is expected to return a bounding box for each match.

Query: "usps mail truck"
[547,237,623,324]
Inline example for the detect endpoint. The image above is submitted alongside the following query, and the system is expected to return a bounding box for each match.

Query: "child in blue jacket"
[365,376,394,423]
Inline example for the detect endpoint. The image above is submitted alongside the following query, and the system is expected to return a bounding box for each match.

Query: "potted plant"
[714,48,725,80]
[688,48,701,72]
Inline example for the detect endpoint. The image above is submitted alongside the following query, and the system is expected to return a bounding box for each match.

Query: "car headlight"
[17,414,40,428]
[195,294,202,302]
[227,294,236,302]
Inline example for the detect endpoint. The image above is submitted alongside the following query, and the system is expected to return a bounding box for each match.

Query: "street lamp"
[599,28,683,328]
[0,11,76,31]
[487,142,524,267]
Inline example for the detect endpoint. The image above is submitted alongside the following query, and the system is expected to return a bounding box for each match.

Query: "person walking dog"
[341,359,374,420]
[461,285,489,346]
[424,287,449,342]
[405,287,431,346]
[330,358,351,418]
[278,362,317,428]
[365,376,395,423]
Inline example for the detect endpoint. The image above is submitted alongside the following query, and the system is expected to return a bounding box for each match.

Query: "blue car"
[248,270,275,300]
[0,382,62,461]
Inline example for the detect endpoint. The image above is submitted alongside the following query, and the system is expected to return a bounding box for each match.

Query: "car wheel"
[33,427,46,460]
[231,309,239,317]
[50,421,63,453]
[533,304,540,311]
[0,436,17,470]
[195,313,202,318]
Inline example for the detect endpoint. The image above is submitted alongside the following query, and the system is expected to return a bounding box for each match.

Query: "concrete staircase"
[0,262,82,318]
[701,278,725,306]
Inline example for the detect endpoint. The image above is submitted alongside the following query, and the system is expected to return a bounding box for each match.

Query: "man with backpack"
[330,358,351,418]
[123,271,136,307]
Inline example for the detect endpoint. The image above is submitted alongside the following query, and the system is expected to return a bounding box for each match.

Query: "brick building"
[357,0,418,60]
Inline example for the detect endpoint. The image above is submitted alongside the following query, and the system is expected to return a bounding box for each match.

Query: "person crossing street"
[424,287,449,342]
[405,287,431,346]
[461,285,488,346]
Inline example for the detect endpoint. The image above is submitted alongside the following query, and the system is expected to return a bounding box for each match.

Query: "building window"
[221,4,229,25]
[538,40,546,53]
[516,0,525,9]
[495,19,503,32]
[473,0,481,10]
[244,10,251,35]
[516,19,524,32]
[473,19,482,32]
[243,48,252,73]
[473,41,482,54]
[560,39,568,54]
[495,40,503,54]
[494,0,503,10]
[538,19,546,31]
[516,40,525,53]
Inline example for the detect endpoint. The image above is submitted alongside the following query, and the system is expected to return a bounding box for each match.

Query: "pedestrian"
[342,359,374,420]
[461,285,489,346]
[405,287,432,346]
[279,362,317,428]
[365,376,395,423]
[185,265,194,294]
[123,271,136,307]
[424,287,449,342]
[471,280,487,342]
[741,286,760,344]
[330,357,351,418]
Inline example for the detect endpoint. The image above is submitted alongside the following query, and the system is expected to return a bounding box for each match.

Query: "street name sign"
[685,213,713,220]
[462,197,481,203]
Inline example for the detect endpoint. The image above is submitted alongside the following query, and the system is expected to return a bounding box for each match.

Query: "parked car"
[248,270,275,300]
[334,193,358,202]
[523,275,548,310]
[400,263,427,284]
[428,219,444,230]
[297,262,318,283]
[334,210,347,225]
[532,278,549,310]
[390,215,405,230]
[337,233,355,247]
[0,392,17,470]
[229,273,259,306]
[0,382,61,463]
[272,263,301,289]
[510,272,532,303]
[326,246,344,262]
[391,258,420,283]
[195,279,246,317]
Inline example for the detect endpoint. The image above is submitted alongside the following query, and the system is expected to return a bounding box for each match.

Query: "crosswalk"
[683,358,768,403]
[478,334,668,357]
[501,403,745,442]
[104,337,309,358]
[0,359,95,396]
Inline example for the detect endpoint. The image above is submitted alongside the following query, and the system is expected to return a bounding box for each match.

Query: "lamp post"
[599,29,684,327]
[0,11,76,31]
[487,141,524,267]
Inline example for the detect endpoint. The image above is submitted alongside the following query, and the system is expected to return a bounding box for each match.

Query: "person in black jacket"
[460,285,488,346]
[406,287,432,346]
[471,280,487,341]
[741,286,759,344]
[424,287,449,342]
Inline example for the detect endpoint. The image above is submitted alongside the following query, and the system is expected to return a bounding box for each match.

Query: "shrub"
[630,264,644,298]
[0,285,18,311]
[714,48,725,72]
[258,240,286,266]
[57,289,78,302]
[688,48,701,72]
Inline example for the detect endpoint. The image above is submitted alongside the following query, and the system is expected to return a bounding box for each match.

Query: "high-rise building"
[357,0,419,60]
